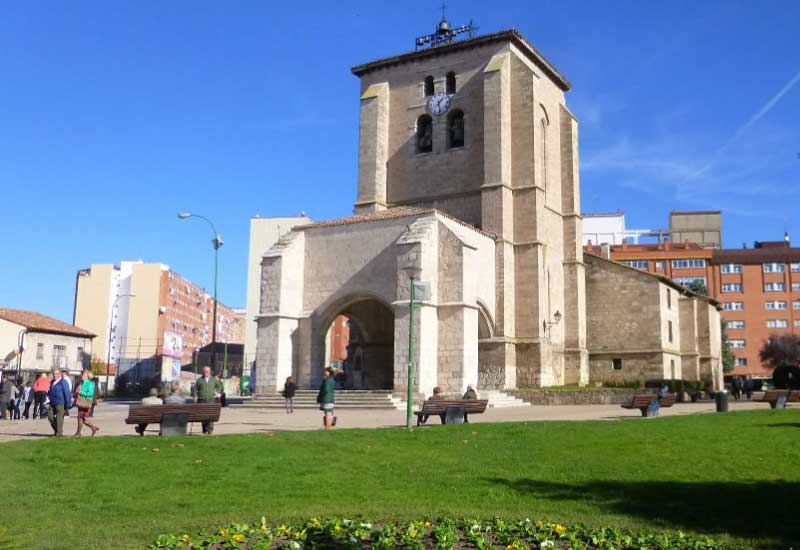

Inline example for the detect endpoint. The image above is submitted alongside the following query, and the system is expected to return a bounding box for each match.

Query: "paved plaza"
[0,399,769,443]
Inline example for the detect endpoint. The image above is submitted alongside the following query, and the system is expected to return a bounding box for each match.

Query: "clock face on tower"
[426,92,451,116]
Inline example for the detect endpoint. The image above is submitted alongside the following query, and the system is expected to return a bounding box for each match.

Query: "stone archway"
[312,295,395,390]
[478,303,505,390]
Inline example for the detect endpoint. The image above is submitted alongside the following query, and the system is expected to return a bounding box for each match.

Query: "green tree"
[720,319,736,373]
[686,280,709,296]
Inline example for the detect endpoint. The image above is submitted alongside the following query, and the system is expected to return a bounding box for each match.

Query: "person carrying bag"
[74,370,99,437]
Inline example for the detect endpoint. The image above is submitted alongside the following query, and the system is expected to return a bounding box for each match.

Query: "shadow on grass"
[487,478,799,547]
[764,422,800,429]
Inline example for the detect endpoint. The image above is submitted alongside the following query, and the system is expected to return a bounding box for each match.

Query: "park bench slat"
[412,399,489,426]
[758,390,791,409]
[621,393,675,417]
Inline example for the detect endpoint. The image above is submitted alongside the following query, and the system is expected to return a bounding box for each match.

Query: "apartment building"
[585,239,800,377]
[74,260,244,369]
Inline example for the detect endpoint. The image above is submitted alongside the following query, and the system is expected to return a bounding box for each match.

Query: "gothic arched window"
[424,76,434,97]
[446,71,456,94]
[416,114,433,153]
[447,109,464,149]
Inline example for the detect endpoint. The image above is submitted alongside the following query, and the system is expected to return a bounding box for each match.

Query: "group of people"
[730,375,755,400]
[0,368,101,437]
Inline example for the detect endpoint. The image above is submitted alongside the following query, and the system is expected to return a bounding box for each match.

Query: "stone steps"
[235,390,402,410]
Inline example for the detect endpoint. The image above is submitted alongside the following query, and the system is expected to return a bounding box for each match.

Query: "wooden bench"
[788,390,800,403]
[621,394,675,417]
[125,404,221,435]
[758,390,790,409]
[413,399,489,426]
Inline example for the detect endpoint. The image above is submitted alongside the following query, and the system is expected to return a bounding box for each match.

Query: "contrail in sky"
[686,69,800,181]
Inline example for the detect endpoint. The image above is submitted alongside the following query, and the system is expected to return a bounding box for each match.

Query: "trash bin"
[239,376,250,395]
[715,391,729,412]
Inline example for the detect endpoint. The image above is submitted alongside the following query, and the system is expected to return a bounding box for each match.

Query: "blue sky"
[1,1,798,323]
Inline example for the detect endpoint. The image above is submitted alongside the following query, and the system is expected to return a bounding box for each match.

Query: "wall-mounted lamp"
[542,310,562,334]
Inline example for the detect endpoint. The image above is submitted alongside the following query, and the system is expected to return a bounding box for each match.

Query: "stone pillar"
[354,82,390,214]
[254,232,305,394]
[481,51,517,388]
[559,104,588,385]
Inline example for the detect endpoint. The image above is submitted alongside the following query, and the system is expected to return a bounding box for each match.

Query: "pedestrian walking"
[47,368,72,437]
[743,376,754,400]
[283,376,297,414]
[73,370,99,437]
[0,374,15,420]
[731,376,742,400]
[12,381,23,419]
[192,366,222,434]
[62,374,73,417]
[32,373,50,419]
[317,367,336,430]
[22,381,33,419]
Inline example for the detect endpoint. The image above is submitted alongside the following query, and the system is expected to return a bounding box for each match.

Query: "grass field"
[2,410,799,550]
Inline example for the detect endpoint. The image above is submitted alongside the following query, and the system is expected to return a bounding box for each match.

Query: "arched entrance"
[316,295,395,390]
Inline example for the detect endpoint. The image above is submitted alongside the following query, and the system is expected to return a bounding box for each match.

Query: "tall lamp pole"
[402,265,422,429]
[106,293,135,398]
[178,213,223,375]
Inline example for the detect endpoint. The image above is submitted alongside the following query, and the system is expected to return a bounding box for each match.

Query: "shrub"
[148,517,728,550]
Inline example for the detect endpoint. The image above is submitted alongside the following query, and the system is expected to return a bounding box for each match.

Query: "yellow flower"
[424,521,431,528]
[180,534,190,543]
[554,524,567,535]
[409,528,418,538]
[334,525,342,532]
[218,528,229,536]
[232,533,245,543]
[506,544,520,550]
[311,518,321,527]
[294,533,301,540]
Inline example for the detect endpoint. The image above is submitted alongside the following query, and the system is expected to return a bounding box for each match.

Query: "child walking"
[283,376,297,414]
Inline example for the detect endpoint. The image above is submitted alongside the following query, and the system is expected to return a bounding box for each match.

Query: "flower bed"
[147,518,729,549]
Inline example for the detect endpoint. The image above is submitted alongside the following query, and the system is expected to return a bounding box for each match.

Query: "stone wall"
[510,388,654,406]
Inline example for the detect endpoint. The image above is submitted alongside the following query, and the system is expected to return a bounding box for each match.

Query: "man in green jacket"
[192,366,223,434]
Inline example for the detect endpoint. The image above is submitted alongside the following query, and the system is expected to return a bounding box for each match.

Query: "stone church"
[255,25,723,397]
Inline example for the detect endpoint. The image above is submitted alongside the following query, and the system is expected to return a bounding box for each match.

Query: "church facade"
[254,27,723,396]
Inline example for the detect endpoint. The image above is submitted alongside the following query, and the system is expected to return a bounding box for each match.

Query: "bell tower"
[351,22,588,386]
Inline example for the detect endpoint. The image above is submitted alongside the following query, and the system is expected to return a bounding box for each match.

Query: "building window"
[727,320,745,329]
[670,359,676,378]
[445,71,456,94]
[792,282,800,291]
[791,263,800,272]
[794,300,800,310]
[723,302,744,311]
[415,114,433,153]
[36,343,44,360]
[729,339,746,348]
[77,347,84,364]
[765,301,787,310]
[767,319,789,329]
[423,75,434,97]
[671,259,706,268]
[667,289,672,310]
[795,320,800,328]
[52,345,67,368]
[612,358,622,370]
[674,276,707,287]
[668,321,673,343]
[721,263,742,274]
[721,283,743,292]
[655,261,666,271]
[447,109,464,148]
[735,357,748,366]
[540,118,548,193]
[765,282,786,292]
[620,260,648,270]
[763,263,785,273]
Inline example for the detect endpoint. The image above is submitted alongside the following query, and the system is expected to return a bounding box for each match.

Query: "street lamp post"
[402,264,422,429]
[106,293,135,398]
[178,213,223,376]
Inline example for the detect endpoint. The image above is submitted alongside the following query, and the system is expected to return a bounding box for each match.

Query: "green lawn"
[2,410,799,550]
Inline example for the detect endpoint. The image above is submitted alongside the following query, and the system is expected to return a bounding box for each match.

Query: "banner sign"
[162,330,183,359]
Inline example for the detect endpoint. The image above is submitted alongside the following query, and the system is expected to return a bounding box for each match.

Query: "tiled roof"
[351,29,571,92]
[295,207,434,229]
[0,308,95,338]
[295,207,495,239]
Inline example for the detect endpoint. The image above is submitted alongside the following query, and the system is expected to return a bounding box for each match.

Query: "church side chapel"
[255,17,723,398]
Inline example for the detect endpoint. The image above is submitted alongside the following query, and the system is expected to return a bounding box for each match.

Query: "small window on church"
[540,118,548,192]
[424,76,434,97]
[446,71,456,94]
[447,109,464,149]
[416,114,433,153]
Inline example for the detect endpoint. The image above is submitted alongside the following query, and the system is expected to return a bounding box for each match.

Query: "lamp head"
[402,265,422,280]
[177,212,191,219]
[554,310,562,324]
